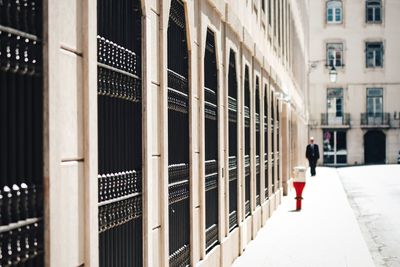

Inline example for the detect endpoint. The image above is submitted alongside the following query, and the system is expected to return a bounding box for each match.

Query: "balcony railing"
[321,113,350,126]
[390,116,400,128]
[361,113,390,127]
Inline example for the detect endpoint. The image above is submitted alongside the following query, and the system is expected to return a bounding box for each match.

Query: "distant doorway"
[323,130,347,165]
[364,130,386,164]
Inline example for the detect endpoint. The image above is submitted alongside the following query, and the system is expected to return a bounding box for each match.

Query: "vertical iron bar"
[0,47,8,226]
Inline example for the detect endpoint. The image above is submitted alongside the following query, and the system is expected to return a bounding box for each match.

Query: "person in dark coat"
[306,136,320,176]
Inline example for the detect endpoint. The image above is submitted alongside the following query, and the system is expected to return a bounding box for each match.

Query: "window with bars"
[366,42,384,68]
[0,1,44,265]
[268,0,272,26]
[244,66,251,217]
[270,91,275,193]
[276,99,280,187]
[366,0,382,23]
[327,43,344,67]
[228,50,238,232]
[264,85,269,200]
[282,0,286,56]
[166,0,191,265]
[274,0,278,37]
[326,0,343,24]
[97,0,143,266]
[204,29,219,253]
[278,0,281,46]
[255,77,261,207]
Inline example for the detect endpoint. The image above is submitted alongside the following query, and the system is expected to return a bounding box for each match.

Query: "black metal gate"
[255,77,261,207]
[227,50,238,232]
[244,66,251,217]
[264,85,269,200]
[167,0,190,266]
[204,30,219,252]
[0,1,44,265]
[271,92,275,193]
[97,0,143,266]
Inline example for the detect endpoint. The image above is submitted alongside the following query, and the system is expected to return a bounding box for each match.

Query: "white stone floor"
[338,165,400,267]
[231,167,374,267]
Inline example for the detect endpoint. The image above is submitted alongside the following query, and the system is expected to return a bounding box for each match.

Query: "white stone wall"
[309,0,400,165]
[43,0,309,266]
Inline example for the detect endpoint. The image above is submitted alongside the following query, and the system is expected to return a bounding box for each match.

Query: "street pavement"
[231,167,374,267]
[338,165,400,267]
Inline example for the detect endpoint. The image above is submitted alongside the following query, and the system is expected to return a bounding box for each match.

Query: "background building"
[308,0,400,166]
[0,0,309,266]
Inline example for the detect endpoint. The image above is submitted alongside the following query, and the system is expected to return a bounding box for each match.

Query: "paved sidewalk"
[232,167,375,267]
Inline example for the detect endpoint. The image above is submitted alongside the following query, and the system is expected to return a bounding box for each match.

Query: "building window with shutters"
[326,0,343,24]
[366,42,384,68]
[326,43,344,67]
[366,0,382,23]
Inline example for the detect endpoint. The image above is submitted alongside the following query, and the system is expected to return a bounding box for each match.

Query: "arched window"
[264,84,269,200]
[167,0,191,265]
[270,91,275,192]
[326,0,343,24]
[255,77,261,207]
[204,29,219,253]
[244,66,251,217]
[276,99,281,187]
[1,0,45,265]
[268,0,272,25]
[228,50,238,231]
[97,0,143,265]
[366,0,382,23]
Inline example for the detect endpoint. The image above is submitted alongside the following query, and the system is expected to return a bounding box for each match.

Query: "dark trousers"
[308,159,317,176]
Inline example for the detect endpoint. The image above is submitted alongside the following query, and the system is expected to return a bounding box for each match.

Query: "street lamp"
[329,65,337,83]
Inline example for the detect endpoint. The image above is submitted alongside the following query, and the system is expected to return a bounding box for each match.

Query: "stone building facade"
[0,0,309,266]
[308,0,400,166]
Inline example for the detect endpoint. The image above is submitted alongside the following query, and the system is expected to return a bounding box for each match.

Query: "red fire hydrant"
[293,167,307,210]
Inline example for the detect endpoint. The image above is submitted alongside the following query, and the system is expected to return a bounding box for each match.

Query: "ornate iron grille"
[264,85,269,200]
[97,0,143,266]
[227,50,238,232]
[244,66,251,217]
[255,78,261,207]
[271,92,275,193]
[167,1,190,266]
[204,29,219,252]
[276,99,280,188]
[0,1,44,265]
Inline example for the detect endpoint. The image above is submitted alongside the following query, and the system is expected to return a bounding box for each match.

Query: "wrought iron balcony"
[321,113,350,127]
[361,113,390,127]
